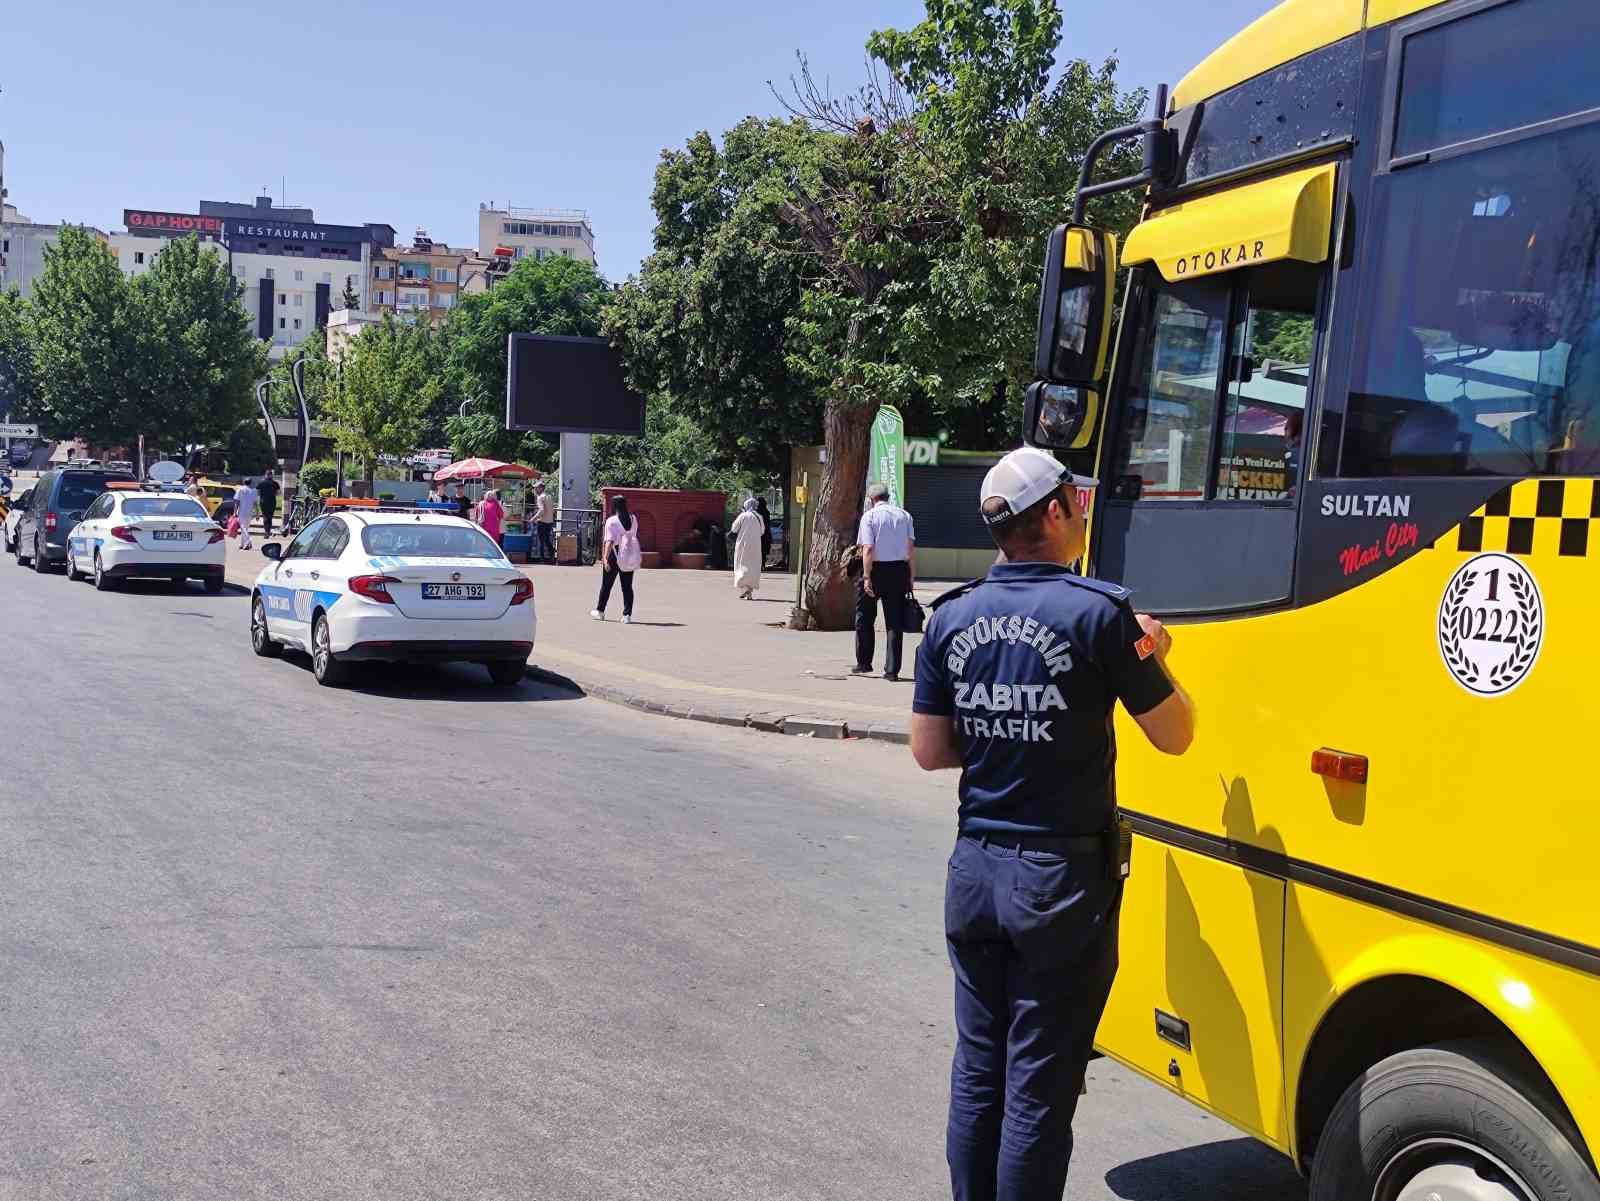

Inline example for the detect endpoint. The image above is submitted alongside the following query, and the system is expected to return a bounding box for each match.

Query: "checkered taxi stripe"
[1456,479,1600,557]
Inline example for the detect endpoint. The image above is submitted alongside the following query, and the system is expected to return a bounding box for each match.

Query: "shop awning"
[1121,162,1336,282]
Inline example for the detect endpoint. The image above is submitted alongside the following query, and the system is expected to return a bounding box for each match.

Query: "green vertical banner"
[869,404,906,507]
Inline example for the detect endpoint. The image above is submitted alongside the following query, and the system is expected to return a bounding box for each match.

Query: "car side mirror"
[1024,382,1102,452]
[1033,224,1118,386]
[261,543,282,561]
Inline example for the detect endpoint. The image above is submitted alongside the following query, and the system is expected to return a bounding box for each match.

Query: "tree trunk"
[799,396,877,630]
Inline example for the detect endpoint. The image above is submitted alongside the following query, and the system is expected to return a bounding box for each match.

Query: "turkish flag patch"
[1134,634,1157,661]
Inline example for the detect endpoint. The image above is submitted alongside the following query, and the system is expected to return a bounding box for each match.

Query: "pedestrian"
[591,494,642,624]
[479,488,505,546]
[853,481,916,681]
[532,481,557,562]
[454,482,471,520]
[909,447,1196,1201]
[755,496,773,568]
[427,481,445,505]
[730,497,765,599]
[185,480,206,504]
[256,473,280,537]
[232,479,258,551]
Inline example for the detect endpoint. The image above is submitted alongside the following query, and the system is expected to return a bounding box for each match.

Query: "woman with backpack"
[591,494,642,623]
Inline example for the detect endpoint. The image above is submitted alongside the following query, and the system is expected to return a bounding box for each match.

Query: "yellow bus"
[1025,1,1600,1196]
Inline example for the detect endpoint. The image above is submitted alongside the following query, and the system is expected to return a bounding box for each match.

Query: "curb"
[521,663,909,747]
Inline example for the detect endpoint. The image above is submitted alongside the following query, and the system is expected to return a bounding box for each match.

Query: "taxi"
[249,502,535,687]
[65,486,226,591]
[193,479,239,518]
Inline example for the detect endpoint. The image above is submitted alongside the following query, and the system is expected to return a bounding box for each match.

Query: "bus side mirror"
[1024,382,1102,452]
[1033,224,1118,386]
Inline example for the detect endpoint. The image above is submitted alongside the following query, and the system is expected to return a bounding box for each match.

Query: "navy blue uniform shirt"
[912,561,1174,837]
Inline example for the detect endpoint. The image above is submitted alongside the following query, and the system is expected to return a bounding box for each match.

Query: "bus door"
[1085,162,1338,1145]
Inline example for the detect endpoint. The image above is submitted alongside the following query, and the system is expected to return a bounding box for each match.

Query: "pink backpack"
[614,517,642,571]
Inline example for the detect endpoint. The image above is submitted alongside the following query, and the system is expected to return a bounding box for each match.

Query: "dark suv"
[13,467,137,572]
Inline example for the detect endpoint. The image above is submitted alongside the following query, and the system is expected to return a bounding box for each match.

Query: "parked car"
[249,508,535,687]
[65,488,225,591]
[8,440,35,469]
[2,487,30,553]
[12,467,138,571]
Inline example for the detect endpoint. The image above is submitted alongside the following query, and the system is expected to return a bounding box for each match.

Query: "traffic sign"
[0,423,39,438]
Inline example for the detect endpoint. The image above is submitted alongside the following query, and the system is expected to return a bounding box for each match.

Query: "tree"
[226,419,276,476]
[605,121,824,481]
[130,235,265,451]
[0,288,37,421]
[268,331,334,418]
[438,254,609,467]
[766,0,1145,625]
[27,226,140,446]
[340,277,362,311]
[591,404,765,499]
[320,314,440,488]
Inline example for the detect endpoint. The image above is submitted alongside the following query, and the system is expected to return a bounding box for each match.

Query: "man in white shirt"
[533,482,557,562]
[854,481,916,681]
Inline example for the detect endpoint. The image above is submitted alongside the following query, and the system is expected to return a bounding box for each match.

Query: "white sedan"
[66,488,226,591]
[249,507,536,687]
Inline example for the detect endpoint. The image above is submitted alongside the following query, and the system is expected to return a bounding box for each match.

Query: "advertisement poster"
[870,404,906,507]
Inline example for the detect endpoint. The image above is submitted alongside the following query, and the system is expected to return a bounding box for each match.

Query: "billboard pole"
[559,433,591,538]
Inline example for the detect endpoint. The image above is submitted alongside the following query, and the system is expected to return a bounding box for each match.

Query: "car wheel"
[1310,1040,1600,1201]
[486,660,525,687]
[93,552,117,591]
[311,614,348,687]
[65,548,84,581]
[33,535,49,573]
[15,531,29,566]
[251,595,281,659]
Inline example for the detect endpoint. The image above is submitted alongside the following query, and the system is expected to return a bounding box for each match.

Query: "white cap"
[980,447,1081,526]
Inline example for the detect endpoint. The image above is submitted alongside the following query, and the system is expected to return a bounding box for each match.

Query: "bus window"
[1344,119,1600,477]
[1216,261,1319,501]
[1108,279,1230,501]
[1395,0,1600,160]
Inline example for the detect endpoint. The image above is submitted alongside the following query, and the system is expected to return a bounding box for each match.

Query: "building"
[117,197,395,360]
[1,205,109,299]
[370,231,468,324]
[325,307,381,361]
[476,204,594,265]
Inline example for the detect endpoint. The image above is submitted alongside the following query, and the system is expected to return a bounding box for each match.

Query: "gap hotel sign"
[124,210,224,237]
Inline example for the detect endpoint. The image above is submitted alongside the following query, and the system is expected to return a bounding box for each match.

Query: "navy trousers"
[944,834,1122,1201]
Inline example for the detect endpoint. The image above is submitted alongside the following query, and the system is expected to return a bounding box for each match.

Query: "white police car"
[249,505,536,687]
[65,487,226,591]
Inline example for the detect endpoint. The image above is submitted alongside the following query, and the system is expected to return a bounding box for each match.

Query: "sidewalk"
[223,537,954,742]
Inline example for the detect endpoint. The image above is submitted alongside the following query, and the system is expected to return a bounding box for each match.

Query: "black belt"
[961,830,1104,854]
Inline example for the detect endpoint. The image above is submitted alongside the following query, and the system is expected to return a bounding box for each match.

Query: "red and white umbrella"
[431,457,540,481]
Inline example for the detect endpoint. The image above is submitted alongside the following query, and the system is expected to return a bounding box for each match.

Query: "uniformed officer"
[910,447,1196,1201]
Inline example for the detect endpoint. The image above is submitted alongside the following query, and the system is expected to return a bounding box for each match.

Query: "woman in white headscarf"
[730,496,765,600]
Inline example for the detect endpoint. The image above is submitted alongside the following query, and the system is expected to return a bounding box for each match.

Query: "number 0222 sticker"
[1437,552,1544,696]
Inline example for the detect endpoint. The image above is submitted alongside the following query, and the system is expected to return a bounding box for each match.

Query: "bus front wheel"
[1311,1040,1600,1201]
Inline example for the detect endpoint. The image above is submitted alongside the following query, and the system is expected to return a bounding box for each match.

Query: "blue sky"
[2,1,1276,280]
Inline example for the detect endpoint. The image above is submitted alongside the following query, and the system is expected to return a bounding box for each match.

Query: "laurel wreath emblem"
[1439,565,1542,692]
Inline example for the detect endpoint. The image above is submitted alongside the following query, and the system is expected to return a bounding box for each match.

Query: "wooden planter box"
[638,551,663,569]
[674,552,707,570]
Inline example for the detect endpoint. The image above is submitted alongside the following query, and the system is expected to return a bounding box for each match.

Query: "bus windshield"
[1344,113,1600,478]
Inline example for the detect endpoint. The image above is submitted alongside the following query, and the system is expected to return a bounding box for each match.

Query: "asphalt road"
[0,558,1306,1201]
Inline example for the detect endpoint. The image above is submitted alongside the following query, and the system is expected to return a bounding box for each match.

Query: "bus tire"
[1311,1040,1600,1201]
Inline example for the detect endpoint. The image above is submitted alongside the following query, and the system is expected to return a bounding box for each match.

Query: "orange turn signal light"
[1311,747,1369,784]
